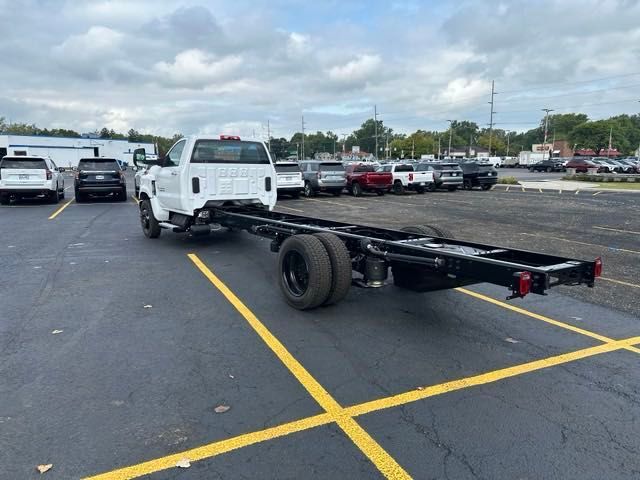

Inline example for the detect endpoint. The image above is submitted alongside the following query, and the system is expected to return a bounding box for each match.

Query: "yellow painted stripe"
[519,232,640,255]
[276,205,304,213]
[345,336,640,418]
[456,287,612,342]
[575,190,580,195]
[456,288,640,355]
[187,254,411,479]
[505,186,510,192]
[305,197,368,209]
[48,198,74,219]
[131,195,140,205]
[601,277,640,289]
[83,413,333,480]
[593,191,603,196]
[538,188,543,193]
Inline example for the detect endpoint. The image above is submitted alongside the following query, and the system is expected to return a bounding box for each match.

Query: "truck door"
[156,139,187,211]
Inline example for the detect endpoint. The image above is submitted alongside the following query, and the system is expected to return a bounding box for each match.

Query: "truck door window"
[165,139,186,167]
[190,140,270,164]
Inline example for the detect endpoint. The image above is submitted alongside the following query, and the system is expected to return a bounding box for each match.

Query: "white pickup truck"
[134,135,277,238]
[378,163,434,194]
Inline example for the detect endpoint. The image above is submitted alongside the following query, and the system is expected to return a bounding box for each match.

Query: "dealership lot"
[1,173,639,479]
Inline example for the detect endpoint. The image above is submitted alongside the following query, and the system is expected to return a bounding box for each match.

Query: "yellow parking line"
[187,254,410,479]
[575,190,580,195]
[131,195,140,205]
[600,277,640,289]
[48,198,74,220]
[346,336,640,417]
[521,187,525,192]
[519,232,640,256]
[305,197,368,209]
[83,335,640,480]
[505,186,510,192]
[593,226,640,235]
[538,188,543,193]
[455,288,640,355]
[559,189,562,194]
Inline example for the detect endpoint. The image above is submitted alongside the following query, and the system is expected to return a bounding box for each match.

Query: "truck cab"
[135,135,277,237]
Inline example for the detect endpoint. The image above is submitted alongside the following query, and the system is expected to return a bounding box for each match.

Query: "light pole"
[541,108,554,161]
[446,120,454,158]
[505,130,511,158]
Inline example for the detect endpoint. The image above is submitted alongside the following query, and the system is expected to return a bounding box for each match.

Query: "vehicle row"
[274,160,498,198]
[564,156,640,174]
[0,155,128,204]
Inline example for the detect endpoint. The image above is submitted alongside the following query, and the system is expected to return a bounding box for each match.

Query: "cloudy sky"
[1,0,639,139]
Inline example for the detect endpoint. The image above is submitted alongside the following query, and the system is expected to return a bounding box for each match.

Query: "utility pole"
[505,130,511,158]
[488,80,496,156]
[607,126,613,158]
[446,119,454,158]
[437,134,441,159]
[341,133,347,154]
[469,133,473,157]
[266,120,271,152]
[411,138,415,159]
[541,108,554,161]
[301,115,306,160]
[374,105,378,160]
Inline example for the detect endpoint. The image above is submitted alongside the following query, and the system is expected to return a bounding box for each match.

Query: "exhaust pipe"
[189,223,223,236]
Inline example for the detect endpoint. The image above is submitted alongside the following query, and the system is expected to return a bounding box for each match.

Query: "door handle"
[170,171,178,176]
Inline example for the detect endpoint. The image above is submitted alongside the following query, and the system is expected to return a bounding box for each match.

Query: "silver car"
[300,160,347,197]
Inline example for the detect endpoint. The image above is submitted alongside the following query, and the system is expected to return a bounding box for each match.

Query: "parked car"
[378,163,434,194]
[617,158,639,173]
[528,159,565,172]
[564,157,598,173]
[275,162,304,198]
[75,157,127,202]
[457,162,498,190]
[415,162,463,191]
[0,155,65,204]
[299,160,346,197]
[345,163,393,196]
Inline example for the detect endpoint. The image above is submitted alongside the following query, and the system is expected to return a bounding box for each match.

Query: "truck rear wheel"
[140,199,161,238]
[313,233,352,306]
[278,235,332,310]
[393,181,404,195]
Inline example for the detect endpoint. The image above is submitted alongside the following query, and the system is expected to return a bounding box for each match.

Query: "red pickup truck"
[345,163,393,196]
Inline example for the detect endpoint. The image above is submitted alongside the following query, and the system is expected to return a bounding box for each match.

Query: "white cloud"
[154,49,243,88]
[327,54,382,85]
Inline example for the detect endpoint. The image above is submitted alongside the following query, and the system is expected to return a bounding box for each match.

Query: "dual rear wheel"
[278,233,352,310]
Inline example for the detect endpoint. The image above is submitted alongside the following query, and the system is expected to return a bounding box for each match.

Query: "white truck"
[378,163,435,194]
[134,135,276,238]
[518,151,545,168]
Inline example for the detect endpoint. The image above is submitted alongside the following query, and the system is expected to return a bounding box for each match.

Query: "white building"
[0,134,156,168]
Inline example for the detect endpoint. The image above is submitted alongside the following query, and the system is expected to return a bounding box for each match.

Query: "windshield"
[191,140,270,164]
[319,162,345,171]
[78,159,120,171]
[0,158,46,169]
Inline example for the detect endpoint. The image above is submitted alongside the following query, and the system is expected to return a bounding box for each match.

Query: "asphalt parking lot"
[1,172,639,479]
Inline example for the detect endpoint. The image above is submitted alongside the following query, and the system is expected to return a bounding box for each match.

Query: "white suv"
[0,155,65,204]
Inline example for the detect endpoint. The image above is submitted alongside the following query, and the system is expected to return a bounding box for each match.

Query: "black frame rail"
[213,207,599,299]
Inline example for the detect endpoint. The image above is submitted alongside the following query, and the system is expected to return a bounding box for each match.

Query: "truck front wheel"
[278,235,332,310]
[140,199,161,238]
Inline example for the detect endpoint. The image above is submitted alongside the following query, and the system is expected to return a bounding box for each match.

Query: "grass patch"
[497,176,519,185]
[595,183,640,190]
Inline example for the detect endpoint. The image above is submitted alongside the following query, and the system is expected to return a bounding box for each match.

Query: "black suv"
[75,158,127,202]
[457,162,498,190]
[529,159,565,172]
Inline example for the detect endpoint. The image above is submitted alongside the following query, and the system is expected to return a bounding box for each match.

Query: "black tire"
[376,189,385,196]
[313,233,352,306]
[48,188,60,204]
[393,181,404,195]
[463,180,472,190]
[278,235,332,310]
[0,195,9,205]
[529,167,534,172]
[401,224,454,239]
[290,191,300,199]
[304,182,314,197]
[59,187,65,199]
[481,184,492,191]
[447,186,457,192]
[426,183,436,192]
[119,188,127,202]
[140,199,161,238]
[416,186,426,194]
[332,190,342,196]
[351,182,362,197]
[546,167,552,173]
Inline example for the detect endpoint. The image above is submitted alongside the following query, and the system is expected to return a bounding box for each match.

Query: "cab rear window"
[0,158,46,169]
[395,164,413,172]
[78,159,120,171]
[319,162,345,171]
[191,140,270,164]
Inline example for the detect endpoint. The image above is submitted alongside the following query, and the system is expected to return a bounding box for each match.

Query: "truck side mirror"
[133,148,146,167]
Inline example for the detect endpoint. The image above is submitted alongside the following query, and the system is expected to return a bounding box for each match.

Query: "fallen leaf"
[214,405,230,414]
[175,458,191,468]
[505,337,520,344]
[228,374,235,379]
[143,305,152,309]
[416,386,425,391]
[37,464,53,473]
[51,330,63,335]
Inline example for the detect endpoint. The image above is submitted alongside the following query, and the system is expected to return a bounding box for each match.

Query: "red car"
[345,163,393,196]
[564,157,598,173]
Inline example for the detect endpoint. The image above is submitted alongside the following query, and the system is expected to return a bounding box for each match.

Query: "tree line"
[2,111,639,159]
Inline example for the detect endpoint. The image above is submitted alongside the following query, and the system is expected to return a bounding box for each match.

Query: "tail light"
[408,173,413,181]
[46,169,52,180]
[519,271,532,296]
[594,257,603,277]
